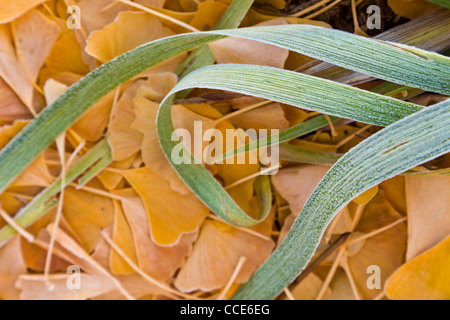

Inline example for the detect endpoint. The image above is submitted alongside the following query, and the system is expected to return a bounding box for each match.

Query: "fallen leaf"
[210,18,290,68]
[385,236,450,300]
[117,190,198,281]
[405,175,450,260]
[0,0,47,24]
[85,11,174,64]
[190,0,228,31]
[62,185,114,253]
[175,220,274,292]
[387,0,438,19]
[0,236,26,300]
[0,10,59,108]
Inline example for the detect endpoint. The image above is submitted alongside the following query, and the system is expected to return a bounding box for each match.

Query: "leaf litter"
[0,0,448,300]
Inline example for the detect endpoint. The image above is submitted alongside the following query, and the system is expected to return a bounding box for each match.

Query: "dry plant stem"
[340,254,362,300]
[346,217,407,245]
[335,124,372,148]
[44,133,67,290]
[0,139,111,247]
[206,214,271,241]
[213,100,272,126]
[217,257,247,300]
[351,0,369,37]
[296,233,351,285]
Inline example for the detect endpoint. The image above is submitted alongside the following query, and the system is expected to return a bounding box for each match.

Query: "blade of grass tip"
[426,0,450,9]
[231,99,450,300]
[1,24,448,217]
[176,0,254,98]
[279,144,343,165]
[0,139,111,248]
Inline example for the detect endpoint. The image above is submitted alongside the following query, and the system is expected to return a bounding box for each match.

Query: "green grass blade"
[166,64,423,127]
[279,144,342,165]
[176,0,254,81]
[232,98,450,300]
[0,139,111,247]
[0,24,448,218]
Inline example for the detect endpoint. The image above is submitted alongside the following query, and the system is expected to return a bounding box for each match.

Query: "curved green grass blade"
[0,24,448,220]
[156,64,425,226]
[232,98,450,299]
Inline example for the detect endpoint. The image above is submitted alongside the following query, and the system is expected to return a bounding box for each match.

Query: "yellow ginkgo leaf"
[10,154,53,188]
[62,185,115,253]
[353,186,378,205]
[214,120,261,213]
[387,0,438,20]
[0,77,31,122]
[98,154,137,190]
[405,175,450,260]
[116,190,198,281]
[379,175,406,215]
[288,272,331,300]
[0,120,28,149]
[132,79,218,196]
[108,81,144,161]
[0,0,47,24]
[230,102,290,131]
[0,236,26,300]
[120,168,208,246]
[255,0,286,10]
[271,165,331,215]
[135,0,166,7]
[385,236,450,300]
[348,192,407,300]
[17,273,118,300]
[77,0,129,34]
[210,18,290,68]
[175,220,274,292]
[85,11,174,64]
[44,29,90,77]
[0,10,59,108]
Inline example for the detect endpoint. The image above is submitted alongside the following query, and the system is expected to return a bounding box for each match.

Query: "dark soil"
[259,0,410,36]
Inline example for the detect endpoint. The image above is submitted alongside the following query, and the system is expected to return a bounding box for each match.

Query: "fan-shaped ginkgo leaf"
[175,220,274,292]
[116,189,198,281]
[85,11,174,64]
[0,0,47,24]
[385,236,450,300]
[119,168,208,246]
[405,175,450,260]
